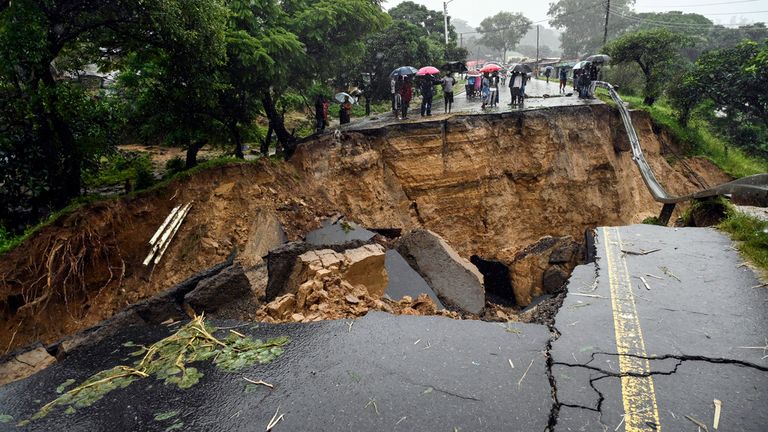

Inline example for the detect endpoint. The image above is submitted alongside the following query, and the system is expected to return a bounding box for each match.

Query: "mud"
[0,104,727,352]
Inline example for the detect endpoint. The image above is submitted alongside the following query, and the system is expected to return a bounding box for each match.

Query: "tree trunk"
[230,123,244,159]
[261,91,295,157]
[185,139,207,168]
[261,124,273,157]
[40,64,81,206]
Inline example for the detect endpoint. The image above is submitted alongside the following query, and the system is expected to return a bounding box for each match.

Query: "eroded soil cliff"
[0,104,726,351]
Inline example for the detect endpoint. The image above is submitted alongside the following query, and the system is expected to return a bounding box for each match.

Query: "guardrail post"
[658,203,675,226]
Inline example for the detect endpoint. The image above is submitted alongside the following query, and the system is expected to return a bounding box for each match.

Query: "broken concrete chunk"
[184,263,259,318]
[395,229,485,314]
[384,250,444,309]
[267,294,296,319]
[542,265,569,293]
[241,209,287,267]
[0,345,56,386]
[507,236,581,306]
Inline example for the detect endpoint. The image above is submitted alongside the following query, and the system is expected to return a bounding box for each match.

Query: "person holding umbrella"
[508,70,523,106]
[416,66,440,117]
[339,94,352,124]
[544,66,552,83]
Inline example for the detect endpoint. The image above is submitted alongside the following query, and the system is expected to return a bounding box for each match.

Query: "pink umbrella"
[479,63,502,73]
[416,66,440,76]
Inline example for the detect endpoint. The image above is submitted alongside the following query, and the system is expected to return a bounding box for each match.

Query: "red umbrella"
[479,63,502,73]
[416,66,440,76]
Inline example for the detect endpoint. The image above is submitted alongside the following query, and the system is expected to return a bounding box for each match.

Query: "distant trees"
[476,12,532,62]
[548,0,635,57]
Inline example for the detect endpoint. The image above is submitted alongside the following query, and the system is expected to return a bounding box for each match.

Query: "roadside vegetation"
[719,209,768,273]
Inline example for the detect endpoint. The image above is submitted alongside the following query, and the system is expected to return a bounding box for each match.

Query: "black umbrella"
[440,61,468,73]
[390,66,418,78]
[585,54,611,64]
[509,63,533,73]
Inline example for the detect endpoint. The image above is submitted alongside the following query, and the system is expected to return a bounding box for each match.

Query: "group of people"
[574,63,601,99]
[390,73,457,120]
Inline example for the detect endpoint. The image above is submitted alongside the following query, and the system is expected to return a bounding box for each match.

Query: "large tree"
[604,28,693,105]
[0,0,226,228]
[476,12,531,62]
[549,0,635,57]
[389,0,456,43]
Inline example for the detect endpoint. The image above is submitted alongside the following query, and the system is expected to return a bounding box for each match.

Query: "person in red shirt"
[398,76,413,120]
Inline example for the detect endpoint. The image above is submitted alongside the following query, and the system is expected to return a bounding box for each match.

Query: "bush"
[601,63,646,96]
[164,156,186,177]
[134,162,155,190]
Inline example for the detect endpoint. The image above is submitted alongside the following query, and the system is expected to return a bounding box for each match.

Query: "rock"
[395,229,485,314]
[265,240,371,301]
[291,313,306,322]
[241,210,287,267]
[0,345,56,386]
[342,244,388,298]
[214,182,235,196]
[345,294,361,304]
[507,236,580,306]
[267,294,296,319]
[184,262,259,319]
[542,266,569,293]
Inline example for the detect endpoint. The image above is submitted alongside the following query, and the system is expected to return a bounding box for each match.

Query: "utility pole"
[443,0,454,45]
[603,0,610,45]
[535,25,539,76]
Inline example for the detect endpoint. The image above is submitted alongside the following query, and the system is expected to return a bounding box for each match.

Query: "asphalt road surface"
[1,225,766,431]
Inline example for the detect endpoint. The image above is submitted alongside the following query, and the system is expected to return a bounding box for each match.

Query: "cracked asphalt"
[1,224,767,431]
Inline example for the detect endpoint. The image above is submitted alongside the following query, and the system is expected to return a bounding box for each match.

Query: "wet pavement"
[552,225,768,432]
[2,225,767,431]
[0,313,551,431]
[345,78,602,131]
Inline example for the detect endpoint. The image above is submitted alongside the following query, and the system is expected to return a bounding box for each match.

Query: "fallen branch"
[517,359,534,389]
[244,377,274,389]
[685,414,709,432]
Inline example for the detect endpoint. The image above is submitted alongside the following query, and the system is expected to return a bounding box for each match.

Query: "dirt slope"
[0,104,726,351]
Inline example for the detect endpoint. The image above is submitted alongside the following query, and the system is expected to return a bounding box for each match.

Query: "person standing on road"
[508,71,523,105]
[390,76,398,114]
[339,95,352,124]
[441,73,456,113]
[481,73,491,109]
[399,76,413,119]
[544,67,551,83]
[420,76,435,117]
[491,72,500,106]
[558,68,568,93]
[314,95,326,132]
[520,72,529,101]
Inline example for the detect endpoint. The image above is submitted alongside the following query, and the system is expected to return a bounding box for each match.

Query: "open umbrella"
[544,65,554,71]
[416,66,440,76]
[479,63,502,73]
[509,63,533,73]
[466,70,482,77]
[585,54,611,64]
[573,60,591,70]
[334,92,355,103]
[390,66,418,78]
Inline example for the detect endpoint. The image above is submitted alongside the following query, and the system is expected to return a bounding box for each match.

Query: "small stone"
[267,294,296,318]
[345,294,360,304]
[291,313,305,322]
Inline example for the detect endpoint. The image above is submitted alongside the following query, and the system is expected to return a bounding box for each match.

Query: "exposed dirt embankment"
[291,104,708,263]
[0,104,724,351]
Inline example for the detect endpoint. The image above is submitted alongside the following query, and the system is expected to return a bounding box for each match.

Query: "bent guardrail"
[594,81,768,222]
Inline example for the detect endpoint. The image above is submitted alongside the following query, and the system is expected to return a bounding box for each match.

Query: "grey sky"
[381,0,768,29]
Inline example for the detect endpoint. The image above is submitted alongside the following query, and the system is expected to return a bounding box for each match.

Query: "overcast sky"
[381,0,768,29]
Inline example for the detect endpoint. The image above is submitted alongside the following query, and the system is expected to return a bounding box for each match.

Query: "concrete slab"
[384,250,444,309]
[0,313,552,431]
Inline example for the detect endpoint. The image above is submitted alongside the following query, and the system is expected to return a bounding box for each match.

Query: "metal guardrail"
[594,81,768,207]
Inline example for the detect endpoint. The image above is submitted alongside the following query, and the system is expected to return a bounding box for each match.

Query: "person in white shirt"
[441,73,456,113]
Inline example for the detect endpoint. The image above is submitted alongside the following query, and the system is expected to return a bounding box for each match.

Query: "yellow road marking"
[603,227,662,432]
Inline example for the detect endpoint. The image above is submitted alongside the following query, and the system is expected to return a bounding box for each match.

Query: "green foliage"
[600,63,646,96]
[389,1,456,44]
[26,316,289,424]
[476,12,531,62]
[719,209,768,272]
[603,29,694,105]
[83,152,154,190]
[641,216,662,225]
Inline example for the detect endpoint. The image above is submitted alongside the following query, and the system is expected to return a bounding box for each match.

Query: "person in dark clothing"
[314,95,326,132]
[577,67,592,99]
[339,95,352,124]
[399,77,413,119]
[420,77,435,116]
[544,68,551,83]
[558,68,568,93]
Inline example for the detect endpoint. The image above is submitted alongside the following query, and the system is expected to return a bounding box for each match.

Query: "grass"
[719,208,768,273]
[596,88,768,178]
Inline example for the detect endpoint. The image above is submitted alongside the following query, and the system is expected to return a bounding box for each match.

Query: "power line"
[458,0,607,36]
[635,0,759,7]
[609,8,767,28]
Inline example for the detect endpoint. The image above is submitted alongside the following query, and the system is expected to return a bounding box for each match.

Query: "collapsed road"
[1,225,766,431]
[1,83,767,431]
